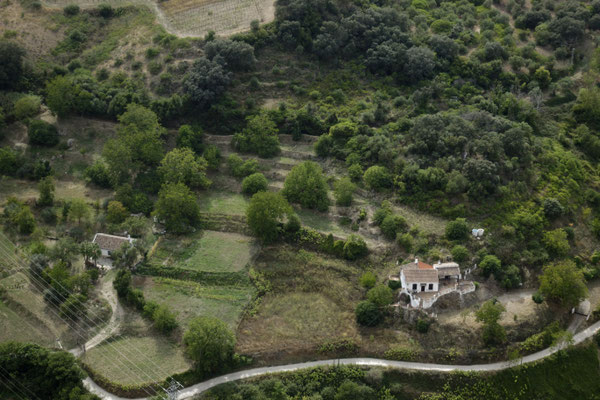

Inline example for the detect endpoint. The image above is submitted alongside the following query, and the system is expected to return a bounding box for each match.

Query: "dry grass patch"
[82,336,191,386]
[198,191,249,215]
[0,300,54,346]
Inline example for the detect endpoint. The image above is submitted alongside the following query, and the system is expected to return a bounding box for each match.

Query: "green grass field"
[82,336,191,386]
[295,208,349,238]
[198,192,249,215]
[133,276,254,330]
[150,230,256,273]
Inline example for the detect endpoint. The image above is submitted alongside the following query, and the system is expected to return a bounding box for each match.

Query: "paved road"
[83,319,600,400]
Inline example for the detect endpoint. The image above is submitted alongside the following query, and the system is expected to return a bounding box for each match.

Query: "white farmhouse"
[92,233,135,258]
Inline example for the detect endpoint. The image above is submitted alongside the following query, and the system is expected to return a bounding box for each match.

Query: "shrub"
[334,177,356,206]
[63,4,80,15]
[28,120,59,147]
[284,214,301,233]
[363,166,392,191]
[367,285,394,307]
[451,245,469,263]
[355,300,382,326]
[343,234,368,260]
[227,154,259,178]
[14,95,41,120]
[380,215,408,240]
[98,3,113,17]
[348,163,363,182]
[203,145,221,170]
[153,304,178,333]
[480,255,501,278]
[416,318,430,333]
[282,161,330,211]
[242,172,268,195]
[184,316,236,373]
[445,218,469,241]
[532,292,545,304]
[542,229,570,258]
[126,288,145,310]
[359,271,376,289]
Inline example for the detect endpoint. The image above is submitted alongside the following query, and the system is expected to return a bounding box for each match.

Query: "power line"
[0,239,166,398]
[0,233,185,398]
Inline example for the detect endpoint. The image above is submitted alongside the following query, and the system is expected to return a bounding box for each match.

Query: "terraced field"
[41,0,275,37]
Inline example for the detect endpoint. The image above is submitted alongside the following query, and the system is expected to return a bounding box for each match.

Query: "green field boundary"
[135,263,251,286]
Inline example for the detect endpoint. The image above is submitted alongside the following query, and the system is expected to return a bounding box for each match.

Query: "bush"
[348,163,363,182]
[451,245,469,263]
[367,285,394,307]
[28,120,59,147]
[363,166,392,191]
[284,214,301,233]
[355,300,382,326]
[282,161,330,211]
[416,318,430,333]
[380,215,407,240]
[480,255,501,278]
[227,154,259,178]
[242,172,268,195]
[153,304,178,333]
[334,177,356,206]
[184,316,236,373]
[445,218,469,241]
[343,234,368,260]
[532,292,545,304]
[63,4,80,15]
[14,95,41,120]
[359,271,376,289]
[203,145,221,170]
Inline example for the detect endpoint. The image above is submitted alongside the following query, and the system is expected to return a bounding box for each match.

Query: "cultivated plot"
[151,230,256,272]
[133,276,253,329]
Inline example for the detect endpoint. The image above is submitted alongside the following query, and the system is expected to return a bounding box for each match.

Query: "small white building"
[401,268,439,293]
[434,261,461,281]
[92,233,135,258]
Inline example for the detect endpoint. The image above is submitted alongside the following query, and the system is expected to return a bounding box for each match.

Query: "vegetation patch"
[82,335,191,386]
[198,191,249,215]
[133,276,254,330]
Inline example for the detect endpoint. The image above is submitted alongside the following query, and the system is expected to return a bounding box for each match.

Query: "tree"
[153,305,178,333]
[153,182,200,234]
[355,300,382,326]
[50,238,79,266]
[363,166,392,191]
[80,242,101,267]
[158,148,211,189]
[404,46,436,82]
[204,38,256,71]
[334,177,356,206]
[539,261,588,308]
[59,294,87,322]
[46,75,74,117]
[480,255,501,278]
[232,113,280,158]
[37,177,55,207]
[113,269,132,297]
[0,342,94,399]
[0,146,18,176]
[28,120,59,147]
[177,125,204,154]
[184,316,236,373]
[14,95,41,120]
[367,285,394,307]
[451,245,469,263]
[242,172,268,195]
[380,215,407,240]
[534,66,551,89]
[476,299,506,346]
[335,381,376,400]
[543,198,564,219]
[445,218,469,241]
[542,229,570,258]
[184,57,231,108]
[103,105,165,185]
[282,161,330,211]
[106,201,129,224]
[0,40,25,90]
[246,192,292,243]
[68,199,91,224]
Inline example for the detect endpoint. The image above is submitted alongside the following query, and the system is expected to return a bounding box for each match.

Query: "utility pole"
[163,379,184,400]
